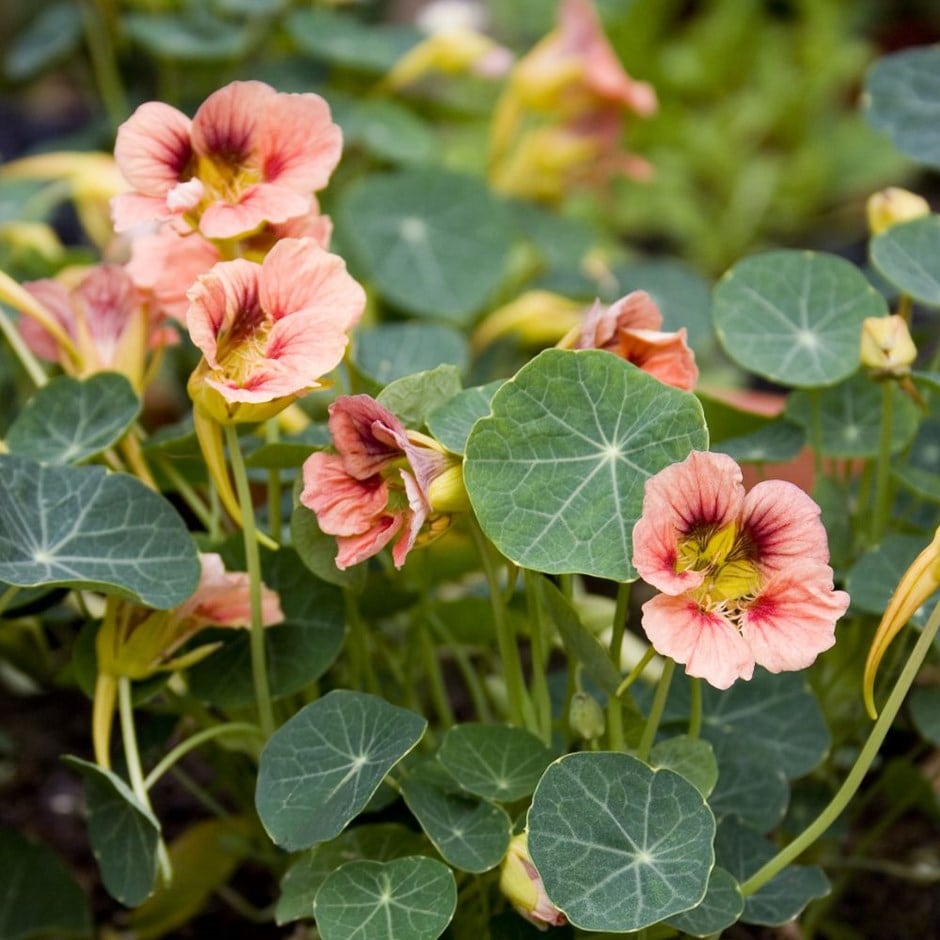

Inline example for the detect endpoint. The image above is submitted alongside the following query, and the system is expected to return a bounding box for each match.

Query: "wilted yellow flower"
[866,187,930,236]
[384,28,513,89]
[860,315,917,377]
[471,289,584,351]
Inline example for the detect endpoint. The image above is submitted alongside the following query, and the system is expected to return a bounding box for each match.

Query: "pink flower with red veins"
[185,236,365,424]
[301,395,466,570]
[112,81,342,239]
[632,451,849,689]
[560,290,698,391]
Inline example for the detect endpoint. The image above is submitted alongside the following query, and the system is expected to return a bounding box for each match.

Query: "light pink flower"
[185,236,365,423]
[562,290,698,391]
[112,81,342,239]
[300,395,461,570]
[632,451,849,689]
[21,264,172,388]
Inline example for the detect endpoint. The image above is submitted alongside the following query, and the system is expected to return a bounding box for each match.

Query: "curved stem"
[637,658,675,762]
[225,424,275,738]
[740,596,940,897]
[870,381,894,544]
[0,305,48,387]
[143,722,263,791]
[688,678,702,740]
[525,571,554,746]
[92,673,118,769]
[615,645,657,698]
[607,581,630,751]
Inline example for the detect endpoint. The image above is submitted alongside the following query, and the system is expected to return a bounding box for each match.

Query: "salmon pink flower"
[559,290,698,391]
[112,81,341,239]
[185,236,365,424]
[632,451,849,689]
[300,395,466,570]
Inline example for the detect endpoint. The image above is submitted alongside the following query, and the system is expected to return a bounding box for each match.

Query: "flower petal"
[616,326,698,391]
[300,451,389,536]
[114,101,194,195]
[328,395,408,479]
[641,593,754,689]
[190,80,272,167]
[335,514,404,570]
[741,562,848,673]
[178,553,283,629]
[392,470,431,568]
[199,183,311,240]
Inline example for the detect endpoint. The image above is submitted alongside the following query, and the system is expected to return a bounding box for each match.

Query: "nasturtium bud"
[568,690,606,740]
[867,187,930,236]
[860,315,917,377]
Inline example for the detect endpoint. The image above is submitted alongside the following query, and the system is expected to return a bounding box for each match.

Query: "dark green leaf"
[377,365,462,430]
[426,381,501,455]
[352,323,469,386]
[5,2,83,81]
[664,867,743,937]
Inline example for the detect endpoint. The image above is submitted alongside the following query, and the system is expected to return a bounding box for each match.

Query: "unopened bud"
[568,691,605,740]
[860,315,917,377]
[867,187,930,236]
[499,833,567,929]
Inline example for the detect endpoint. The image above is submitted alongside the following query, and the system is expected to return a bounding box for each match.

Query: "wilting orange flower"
[632,451,849,689]
[300,395,465,570]
[112,81,341,239]
[559,290,697,391]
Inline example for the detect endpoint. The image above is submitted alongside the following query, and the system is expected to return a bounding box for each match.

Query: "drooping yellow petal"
[472,289,583,352]
[863,526,940,718]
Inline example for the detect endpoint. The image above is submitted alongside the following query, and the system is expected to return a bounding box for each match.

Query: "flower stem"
[224,425,275,738]
[607,581,630,751]
[688,677,702,739]
[525,572,554,746]
[870,381,895,544]
[80,0,129,131]
[637,658,675,762]
[740,595,940,897]
[0,305,48,388]
[430,614,493,723]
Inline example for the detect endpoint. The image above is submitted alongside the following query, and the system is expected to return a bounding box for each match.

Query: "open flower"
[20,264,173,389]
[300,395,466,570]
[559,290,698,391]
[185,236,365,424]
[112,81,341,239]
[632,451,849,689]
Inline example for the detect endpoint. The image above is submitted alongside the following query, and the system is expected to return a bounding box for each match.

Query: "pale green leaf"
[650,735,718,798]
[870,215,940,306]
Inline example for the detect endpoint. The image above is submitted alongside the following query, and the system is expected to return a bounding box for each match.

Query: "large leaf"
[664,867,743,937]
[0,827,91,940]
[313,857,456,940]
[63,757,160,907]
[436,724,554,802]
[712,251,886,387]
[0,456,199,609]
[893,416,940,504]
[352,323,469,387]
[527,752,715,932]
[870,215,940,306]
[464,349,708,581]
[376,365,462,430]
[5,373,141,465]
[426,381,501,455]
[706,742,790,832]
[336,169,513,323]
[650,735,718,799]
[401,777,511,873]
[256,691,426,850]
[712,420,805,465]
[864,45,940,170]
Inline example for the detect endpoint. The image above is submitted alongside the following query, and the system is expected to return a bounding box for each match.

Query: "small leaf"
[277,824,430,925]
[706,741,790,832]
[664,867,744,937]
[337,169,513,323]
[528,752,715,932]
[313,857,456,940]
[712,420,805,465]
[870,215,940,306]
[290,498,366,590]
[893,417,940,504]
[0,827,91,939]
[0,455,200,609]
[5,372,141,465]
[426,381,501,455]
[256,691,426,850]
[650,735,718,798]
[713,250,887,387]
[63,757,160,907]
[401,776,511,873]
[337,98,436,166]
[864,45,940,170]
[352,322,469,387]
[377,365,462,430]
[5,2,83,81]
[464,349,708,581]
[437,724,554,802]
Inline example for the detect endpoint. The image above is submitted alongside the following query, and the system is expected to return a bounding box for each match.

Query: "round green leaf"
[337,169,513,323]
[256,691,427,851]
[665,867,743,937]
[188,548,345,705]
[650,735,718,798]
[0,828,91,940]
[0,456,200,609]
[401,777,511,873]
[426,381,501,455]
[864,45,940,170]
[894,417,940,503]
[706,742,789,832]
[785,373,919,458]
[277,824,430,925]
[5,372,140,466]
[377,365,463,430]
[870,215,940,306]
[338,99,436,166]
[437,724,553,802]
[63,757,160,907]
[352,323,469,387]
[712,420,805,465]
[527,752,715,932]
[313,857,456,940]
[847,535,940,628]
[464,349,708,581]
[713,251,886,387]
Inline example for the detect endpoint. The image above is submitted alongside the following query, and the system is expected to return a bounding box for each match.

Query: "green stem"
[154,456,214,532]
[740,596,940,897]
[345,590,379,695]
[420,617,455,730]
[224,425,275,738]
[80,0,128,130]
[470,523,536,730]
[870,381,895,544]
[607,582,631,751]
[615,645,657,698]
[525,572,554,746]
[0,306,48,387]
[142,722,263,791]
[637,658,675,762]
[430,615,492,722]
[265,420,282,543]
[688,678,702,739]
[809,388,824,476]
[0,585,20,617]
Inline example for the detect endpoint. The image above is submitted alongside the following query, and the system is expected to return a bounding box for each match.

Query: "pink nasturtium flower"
[632,451,850,690]
[111,80,341,239]
[20,264,173,389]
[559,290,698,391]
[300,395,467,570]
[185,236,365,424]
